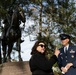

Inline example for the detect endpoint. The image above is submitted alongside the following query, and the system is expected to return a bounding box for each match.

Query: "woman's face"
[36,42,46,53]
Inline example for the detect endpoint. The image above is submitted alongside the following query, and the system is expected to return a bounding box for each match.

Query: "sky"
[10,36,36,61]
[20,20,36,61]
[0,20,36,62]
[1,0,76,61]
[21,36,35,61]
[20,0,76,61]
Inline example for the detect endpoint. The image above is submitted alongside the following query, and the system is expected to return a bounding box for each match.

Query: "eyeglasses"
[38,44,46,48]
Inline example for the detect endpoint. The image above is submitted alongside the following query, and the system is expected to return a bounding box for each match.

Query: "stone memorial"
[0,61,32,75]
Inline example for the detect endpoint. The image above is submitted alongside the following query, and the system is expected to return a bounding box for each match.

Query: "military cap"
[59,34,70,40]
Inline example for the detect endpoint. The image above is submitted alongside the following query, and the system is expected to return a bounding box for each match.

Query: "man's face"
[61,38,69,46]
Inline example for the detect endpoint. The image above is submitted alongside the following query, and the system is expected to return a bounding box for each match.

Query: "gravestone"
[0,61,32,75]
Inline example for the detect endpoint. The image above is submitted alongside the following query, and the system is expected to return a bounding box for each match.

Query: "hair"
[31,40,46,55]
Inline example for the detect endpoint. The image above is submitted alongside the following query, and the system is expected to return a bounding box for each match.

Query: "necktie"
[65,47,67,54]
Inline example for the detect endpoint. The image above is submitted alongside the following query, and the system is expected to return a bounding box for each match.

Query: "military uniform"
[58,34,76,75]
[58,45,76,75]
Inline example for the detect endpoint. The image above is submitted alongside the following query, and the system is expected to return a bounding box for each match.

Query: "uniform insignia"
[71,55,74,58]
[70,50,75,53]
[61,57,63,59]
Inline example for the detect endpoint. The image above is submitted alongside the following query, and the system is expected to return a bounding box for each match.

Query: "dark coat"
[58,45,76,75]
[0,53,1,64]
[29,52,58,75]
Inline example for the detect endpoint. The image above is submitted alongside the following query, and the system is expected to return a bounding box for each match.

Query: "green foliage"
[0,8,7,18]
[29,0,42,4]
[0,0,76,61]
[0,0,26,19]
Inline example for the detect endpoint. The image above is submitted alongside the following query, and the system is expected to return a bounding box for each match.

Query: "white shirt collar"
[64,44,69,52]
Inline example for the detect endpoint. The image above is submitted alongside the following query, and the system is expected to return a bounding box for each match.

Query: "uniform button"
[65,56,67,58]
[66,60,67,62]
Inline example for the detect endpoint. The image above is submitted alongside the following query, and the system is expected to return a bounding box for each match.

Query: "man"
[58,34,76,75]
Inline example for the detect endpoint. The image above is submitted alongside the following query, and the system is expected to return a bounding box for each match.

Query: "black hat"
[59,34,70,40]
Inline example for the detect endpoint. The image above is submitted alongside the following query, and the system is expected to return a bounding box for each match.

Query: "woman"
[29,40,60,75]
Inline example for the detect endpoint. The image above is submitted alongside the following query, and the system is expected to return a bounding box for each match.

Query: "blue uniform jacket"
[58,45,76,75]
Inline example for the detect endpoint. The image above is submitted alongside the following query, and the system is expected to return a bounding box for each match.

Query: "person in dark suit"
[58,34,76,75]
[29,40,60,75]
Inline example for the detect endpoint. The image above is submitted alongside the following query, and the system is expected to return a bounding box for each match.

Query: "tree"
[0,0,76,62]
